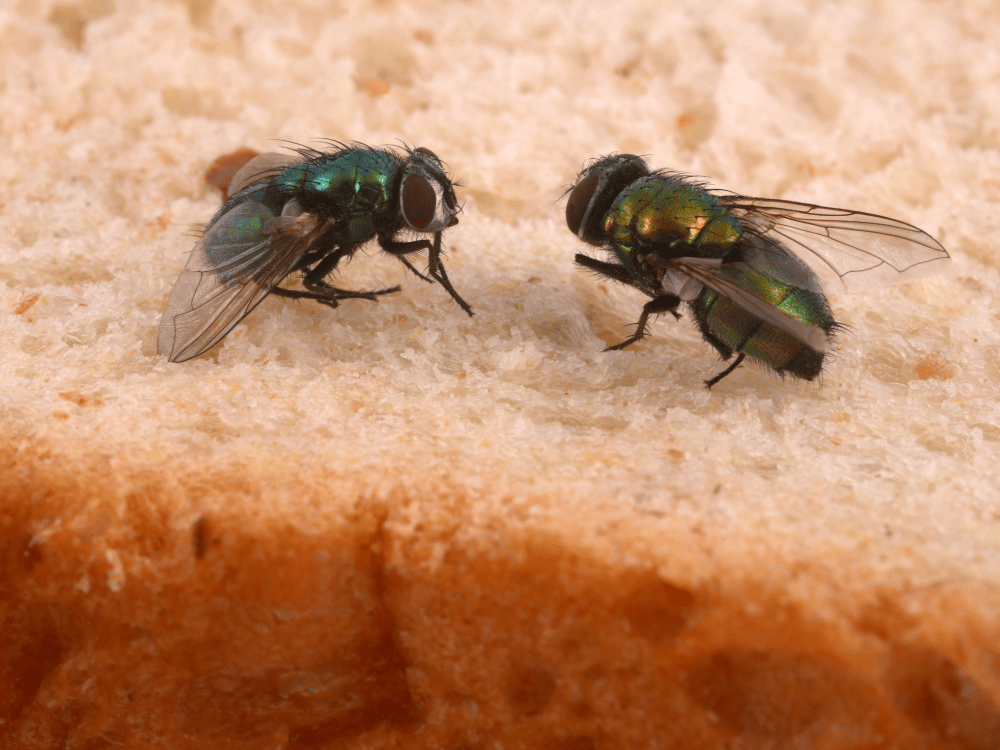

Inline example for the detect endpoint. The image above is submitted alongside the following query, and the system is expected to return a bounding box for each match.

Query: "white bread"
[2,2,998,748]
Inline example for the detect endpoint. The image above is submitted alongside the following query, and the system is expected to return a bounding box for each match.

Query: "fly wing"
[672,257,831,353]
[227,153,299,196]
[157,200,318,362]
[720,196,950,295]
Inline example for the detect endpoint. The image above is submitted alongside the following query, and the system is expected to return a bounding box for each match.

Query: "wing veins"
[160,215,323,361]
[673,258,830,353]
[721,196,949,294]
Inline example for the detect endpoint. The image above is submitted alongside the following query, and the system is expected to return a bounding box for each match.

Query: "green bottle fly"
[158,143,472,363]
[565,154,950,387]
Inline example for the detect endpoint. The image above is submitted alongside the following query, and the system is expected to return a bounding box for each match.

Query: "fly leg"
[425,232,473,316]
[371,236,436,283]
[270,285,400,309]
[293,245,400,308]
[575,254,643,288]
[574,255,681,350]
[398,256,434,283]
[704,352,746,389]
[380,233,474,316]
[605,294,682,351]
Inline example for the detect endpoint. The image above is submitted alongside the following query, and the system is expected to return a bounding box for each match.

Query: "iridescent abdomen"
[691,267,834,380]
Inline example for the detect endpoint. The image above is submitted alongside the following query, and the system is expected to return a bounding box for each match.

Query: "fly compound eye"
[402,173,437,230]
[566,174,599,236]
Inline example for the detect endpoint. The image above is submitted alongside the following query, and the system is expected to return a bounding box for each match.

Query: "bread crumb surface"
[1,1,999,747]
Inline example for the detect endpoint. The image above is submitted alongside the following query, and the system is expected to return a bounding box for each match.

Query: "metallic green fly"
[566,154,950,387]
[158,143,472,362]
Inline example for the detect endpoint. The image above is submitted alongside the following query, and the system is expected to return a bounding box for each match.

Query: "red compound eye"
[402,174,436,229]
[565,174,599,235]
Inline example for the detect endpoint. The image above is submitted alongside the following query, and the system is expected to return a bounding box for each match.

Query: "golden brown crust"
[3,441,998,749]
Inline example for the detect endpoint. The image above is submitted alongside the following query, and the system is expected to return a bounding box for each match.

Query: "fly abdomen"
[691,268,834,381]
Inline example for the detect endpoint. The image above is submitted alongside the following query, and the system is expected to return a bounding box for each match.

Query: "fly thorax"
[633,182,715,243]
[603,211,629,247]
[628,248,669,295]
[606,206,650,255]
[686,215,709,242]
[638,182,741,253]
[694,214,741,252]
[348,214,377,241]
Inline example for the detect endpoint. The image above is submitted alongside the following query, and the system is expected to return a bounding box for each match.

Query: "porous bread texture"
[2,1,1000,748]
[5,445,1000,749]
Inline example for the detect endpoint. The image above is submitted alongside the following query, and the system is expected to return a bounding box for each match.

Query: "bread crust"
[3,440,998,748]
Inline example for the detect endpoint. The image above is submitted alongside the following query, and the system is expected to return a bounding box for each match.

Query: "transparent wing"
[719,196,950,295]
[227,152,299,196]
[157,200,317,362]
[672,257,831,353]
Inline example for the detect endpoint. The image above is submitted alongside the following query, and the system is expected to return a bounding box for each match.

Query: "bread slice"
[2,2,997,748]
